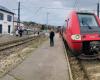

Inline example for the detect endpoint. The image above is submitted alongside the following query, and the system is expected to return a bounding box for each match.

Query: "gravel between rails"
[67,53,88,80]
[65,45,100,80]
[81,59,100,80]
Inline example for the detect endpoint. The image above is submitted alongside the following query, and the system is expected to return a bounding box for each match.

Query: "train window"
[78,13,99,28]
[78,13,100,33]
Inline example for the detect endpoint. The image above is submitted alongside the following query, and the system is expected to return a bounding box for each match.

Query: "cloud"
[61,0,100,10]
[0,0,99,26]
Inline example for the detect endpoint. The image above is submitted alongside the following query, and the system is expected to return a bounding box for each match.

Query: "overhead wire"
[73,0,78,10]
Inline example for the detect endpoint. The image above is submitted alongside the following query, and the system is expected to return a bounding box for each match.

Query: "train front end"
[77,12,100,59]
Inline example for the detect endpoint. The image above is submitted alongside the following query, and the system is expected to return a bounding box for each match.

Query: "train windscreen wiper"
[85,22,92,29]
[82,20,92,29]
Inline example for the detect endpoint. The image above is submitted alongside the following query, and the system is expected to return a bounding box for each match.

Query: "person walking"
[49,29,55,47]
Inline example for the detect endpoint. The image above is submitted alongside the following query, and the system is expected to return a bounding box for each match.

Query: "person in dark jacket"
[49,29,55,47]
[19,29,23,37]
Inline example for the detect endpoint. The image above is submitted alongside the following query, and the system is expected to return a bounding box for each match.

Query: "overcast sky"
[0,0,100,26]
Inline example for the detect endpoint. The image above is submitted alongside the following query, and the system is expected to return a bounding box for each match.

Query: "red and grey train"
[63,11,100,59]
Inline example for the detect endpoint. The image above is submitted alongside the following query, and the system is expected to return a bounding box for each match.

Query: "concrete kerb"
[61,38,73,80]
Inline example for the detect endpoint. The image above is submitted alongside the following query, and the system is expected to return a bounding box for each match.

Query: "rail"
[0,35,40,51]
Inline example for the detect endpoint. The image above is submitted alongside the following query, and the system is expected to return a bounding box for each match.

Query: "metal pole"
[17,1,20,28]
[97,2,99,18]
[46,12,49,30]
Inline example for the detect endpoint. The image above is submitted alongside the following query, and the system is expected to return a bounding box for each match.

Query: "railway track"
[0,34,46,77]
[0,35,37,51]
[80,59,100,80]
[63,38,100,80]
[0,35,43,61]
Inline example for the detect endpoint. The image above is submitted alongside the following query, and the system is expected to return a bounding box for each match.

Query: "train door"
[0,24,2,33]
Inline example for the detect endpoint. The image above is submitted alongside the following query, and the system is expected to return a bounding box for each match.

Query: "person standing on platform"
[49,29,55,47]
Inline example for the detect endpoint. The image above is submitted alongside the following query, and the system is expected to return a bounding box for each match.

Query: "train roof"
[71,10,95,15]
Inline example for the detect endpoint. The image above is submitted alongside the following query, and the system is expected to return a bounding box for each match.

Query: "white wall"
[0,10,14,34]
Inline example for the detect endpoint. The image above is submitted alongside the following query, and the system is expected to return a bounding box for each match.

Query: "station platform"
[0,34,70,80]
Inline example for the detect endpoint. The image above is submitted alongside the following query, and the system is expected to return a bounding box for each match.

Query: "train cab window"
[78,14,98,28]
[78,13,100,33]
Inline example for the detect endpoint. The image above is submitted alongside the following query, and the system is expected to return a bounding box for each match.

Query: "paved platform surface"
[0,34,69,80]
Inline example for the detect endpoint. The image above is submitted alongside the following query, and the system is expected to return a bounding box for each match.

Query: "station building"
[0,5,14,34]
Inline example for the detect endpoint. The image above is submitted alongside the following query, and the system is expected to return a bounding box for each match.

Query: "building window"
[0,13,4,20]
[0,24,2,33]
[7,15,12,22]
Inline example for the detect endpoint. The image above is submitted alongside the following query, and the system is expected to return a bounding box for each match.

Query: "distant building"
[0,5,14,34]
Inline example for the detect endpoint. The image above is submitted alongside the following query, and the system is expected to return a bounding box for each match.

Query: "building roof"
[0,5,14,14]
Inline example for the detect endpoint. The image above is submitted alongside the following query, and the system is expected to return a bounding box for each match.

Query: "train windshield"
[78,13,100,33]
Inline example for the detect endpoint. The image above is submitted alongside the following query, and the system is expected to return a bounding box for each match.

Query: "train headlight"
[71,34,81,40]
